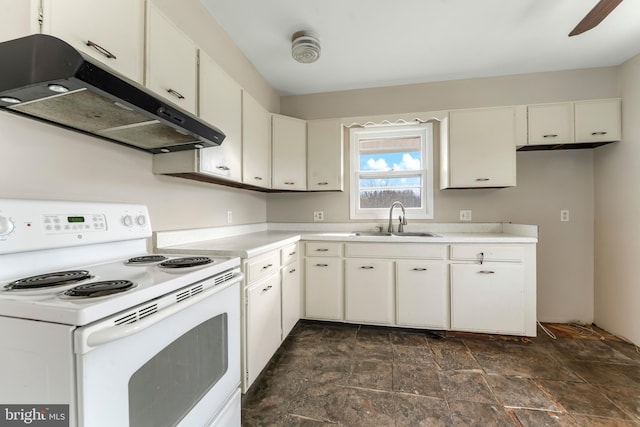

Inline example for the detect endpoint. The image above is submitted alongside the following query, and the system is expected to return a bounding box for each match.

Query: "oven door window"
[128,313,228,427]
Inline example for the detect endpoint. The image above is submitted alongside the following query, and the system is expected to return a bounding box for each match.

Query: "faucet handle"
[375,225,384,233]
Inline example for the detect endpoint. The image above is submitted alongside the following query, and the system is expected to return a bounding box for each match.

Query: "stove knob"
[0,216,14,236]
[121,215,133,227]
[135,215,147,226]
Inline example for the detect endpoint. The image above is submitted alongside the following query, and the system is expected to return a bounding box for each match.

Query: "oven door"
[74,273,241,427]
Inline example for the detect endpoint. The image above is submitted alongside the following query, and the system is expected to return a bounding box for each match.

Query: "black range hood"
[0,34,225,153]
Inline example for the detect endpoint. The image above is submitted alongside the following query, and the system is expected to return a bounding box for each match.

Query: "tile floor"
[241,321,640,426]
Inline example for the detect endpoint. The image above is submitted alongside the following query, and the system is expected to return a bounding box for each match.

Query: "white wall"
[271,67,621,324]
[594,54,640,345]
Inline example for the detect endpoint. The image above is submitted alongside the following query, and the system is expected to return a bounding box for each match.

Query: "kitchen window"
[349,123,434,219]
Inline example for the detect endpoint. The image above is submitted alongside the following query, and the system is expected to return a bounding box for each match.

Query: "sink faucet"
[387,201,408,233]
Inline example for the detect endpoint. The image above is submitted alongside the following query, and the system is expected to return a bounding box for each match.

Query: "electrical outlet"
[560,210,569,222]
[460,210,472,221]
[227,211,233,224]
[313,211,324,222]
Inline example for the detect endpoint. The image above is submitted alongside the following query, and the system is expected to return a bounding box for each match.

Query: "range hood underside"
[10,89,199,150]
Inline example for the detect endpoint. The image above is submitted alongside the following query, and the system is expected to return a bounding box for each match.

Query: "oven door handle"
[85,274,243,348]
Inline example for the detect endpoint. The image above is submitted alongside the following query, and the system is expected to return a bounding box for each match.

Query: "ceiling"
[199,0,640,96]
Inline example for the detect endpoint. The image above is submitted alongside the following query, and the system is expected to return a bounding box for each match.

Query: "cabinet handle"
[284,181,295,185]
[360,266,374,269]
[412,268,428,271]
[317,182,329,185]
[289,252,296,256]
[262,285,273,292]
[216,165,230,171]
[167,88,185,100]
[478,270,495,274]
[591,131,607,136]
[86,40,116,59]
[543,134,558,138]
[262,264,273,270]
[479,252,485,265]
[316,248,329,252]
[315,263,328,267]
[475,178,490,182]
[289,268,296,273]
[254,176,263,181]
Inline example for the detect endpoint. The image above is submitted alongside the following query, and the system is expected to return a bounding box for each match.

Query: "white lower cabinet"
[396,261,448,329]
[345,259,394,324]
[450,263,525,334]
[303,240,535,336]
[245,274,281,388]
[305,257,343,320]
[281,243,301,339]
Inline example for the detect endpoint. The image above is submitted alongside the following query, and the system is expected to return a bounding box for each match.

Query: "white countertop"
[154,222,538,258]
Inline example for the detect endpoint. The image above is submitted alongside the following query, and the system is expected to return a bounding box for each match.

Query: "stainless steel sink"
[353,231,393,236]
[393,231,440,237]
[352,231,440,237]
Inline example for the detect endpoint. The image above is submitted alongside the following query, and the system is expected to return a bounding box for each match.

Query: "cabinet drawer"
[345,243,445,259]
[306,242,342,257]
[281,243,299,266]
[246,251,280,284]
[450,245,523,262]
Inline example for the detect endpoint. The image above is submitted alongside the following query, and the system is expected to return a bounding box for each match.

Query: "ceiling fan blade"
[569,0,624,36]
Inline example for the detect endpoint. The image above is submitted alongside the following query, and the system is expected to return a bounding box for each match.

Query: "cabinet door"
[281,259,301,339]
[307,119,344,191]
[146,2,197,113]
[443,107,516,188]
[396,261,448,329]
[272,114,307,190]
[450,263,525,335]
[305,258,343,320]
[0,0,39,43]
[198,52,242,182]
[527,103,573,145]
[42,0,145,84]
[345,259,394,324]
[246,275,281,387]
[574,99,621,143]
[242,92,271,188]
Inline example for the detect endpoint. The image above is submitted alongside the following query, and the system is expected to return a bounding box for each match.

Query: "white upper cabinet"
[198,52,242,182]
[41,0,145,84]
[0,0,40,43]
[242,91,271,188]
[574,98,621,143]
[441,107,517,189]
[146,2,197,114]
[527,102,574,145]
[272,114,307,191]
[307,119,344,191]
[525,98,621,147]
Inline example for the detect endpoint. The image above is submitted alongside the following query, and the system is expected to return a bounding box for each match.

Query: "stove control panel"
[43,213,107,234]
[0,199,152,254]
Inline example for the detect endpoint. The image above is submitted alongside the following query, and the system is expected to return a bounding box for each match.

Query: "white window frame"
[349,123,434,220]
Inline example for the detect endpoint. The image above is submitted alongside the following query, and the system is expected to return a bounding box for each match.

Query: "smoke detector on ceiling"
[291,31,321,64]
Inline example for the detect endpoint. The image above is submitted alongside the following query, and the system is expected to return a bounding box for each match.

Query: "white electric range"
[0,198,242,427]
